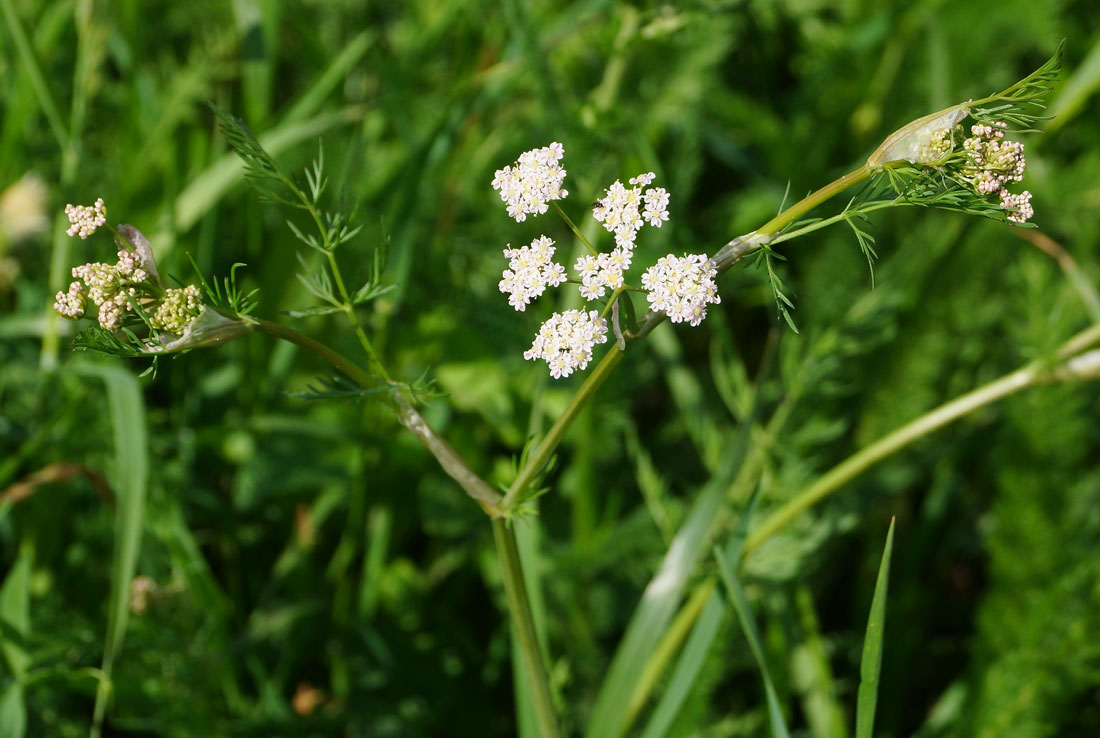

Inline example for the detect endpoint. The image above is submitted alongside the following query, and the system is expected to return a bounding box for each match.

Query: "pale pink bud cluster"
[55,248,160,331]
[53,281,86,318]
[999,189,1034,224]
[491,143,568,222]
[498,236,567,311]
[64,198,107,239]
[641,253,721,327]
[962,123,1026,194]
[959,123,1034,223]
[523,309,608,379]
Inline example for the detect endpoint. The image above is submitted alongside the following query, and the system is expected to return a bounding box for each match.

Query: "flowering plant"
[47,42,1100,738]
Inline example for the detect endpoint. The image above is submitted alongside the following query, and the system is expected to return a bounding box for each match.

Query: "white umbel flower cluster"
[523,309,608,379]
[498,235,567,311]
[64,198,107,239]
[491,143,568,222]
[574,248,632,300]
[641,253,721,327]
[592,172,669,251]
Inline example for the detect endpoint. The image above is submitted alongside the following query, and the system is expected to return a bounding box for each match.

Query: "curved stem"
[252,318,503,515]
[742,322,1100,555]
[493,519,562,738]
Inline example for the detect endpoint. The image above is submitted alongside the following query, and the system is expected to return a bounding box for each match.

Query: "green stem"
[742,322,1100,555]
[501,344,625,511]
[493,519,562,738]
[755,166,872,236]
[252,318,503,515]
[553,201,599,256]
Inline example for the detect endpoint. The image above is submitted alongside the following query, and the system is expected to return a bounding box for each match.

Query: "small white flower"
[523,309,609,379]
[498,235,567,311]
[491,143,569,222]
[642,187,670,227]
[641,253,720,327]
[592,175,669,250]
[64,198,107,239]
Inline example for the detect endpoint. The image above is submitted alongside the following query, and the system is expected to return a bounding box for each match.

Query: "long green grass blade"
[280,30,373,126]
[638,587,725,738]
[714,546,792,738]
[70,364,149,738]
[637,484,763,738]
[855,519,896,738]
[0,546,31,738]
[583,476,728,738]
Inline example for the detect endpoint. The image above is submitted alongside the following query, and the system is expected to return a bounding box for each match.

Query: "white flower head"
[499,235,567,311]
[574,248,630,301]
[592,174,669,250]
[641,253,720,327]
[491,143,568,222]
[64,198,107,239]
[523,309,608,379]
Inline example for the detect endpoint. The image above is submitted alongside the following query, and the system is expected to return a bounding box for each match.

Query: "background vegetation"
[2,0,1099,736]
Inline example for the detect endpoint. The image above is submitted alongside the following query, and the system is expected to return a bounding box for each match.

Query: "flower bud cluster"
[999,189,1034,224]
[150,285,205,333]
[961,123,1026,194]
[498,236,567,311]
[64,198,107,239]
[66,255,144,331]
[53,281,86,319]
[641,253,721,327]
[915,127,953,165]
[958,123,1033,223]
[491,143,568,222]
[522,309,608,379]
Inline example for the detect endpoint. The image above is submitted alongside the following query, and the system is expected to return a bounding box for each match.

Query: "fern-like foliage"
[970,40,1064,132]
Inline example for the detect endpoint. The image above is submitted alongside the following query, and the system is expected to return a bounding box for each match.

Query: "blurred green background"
[2,0,1099,735]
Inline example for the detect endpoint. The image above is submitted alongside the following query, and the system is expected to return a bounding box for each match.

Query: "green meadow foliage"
[1,1,1099,736]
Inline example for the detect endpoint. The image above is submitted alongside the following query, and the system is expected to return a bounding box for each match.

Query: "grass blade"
[70,364,149,738]
[0,546,32,738]
[638,585,725,738]
[855,518,896,738]
[714,546,792,738]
